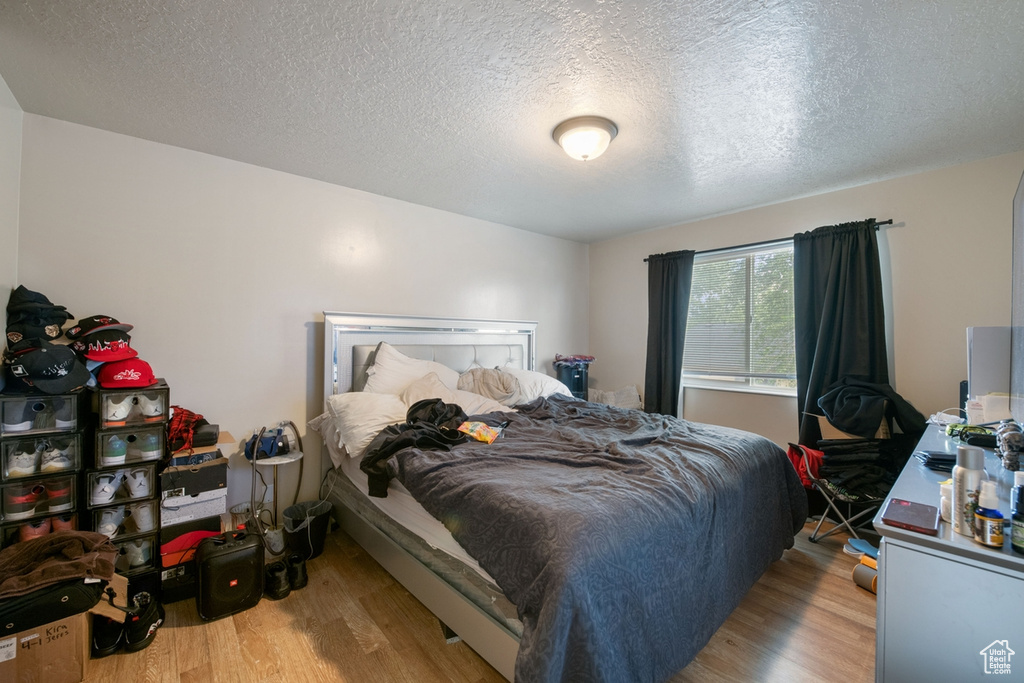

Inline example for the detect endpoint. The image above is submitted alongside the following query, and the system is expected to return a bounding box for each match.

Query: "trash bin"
[229,503,254,531]
[283,500,333,560]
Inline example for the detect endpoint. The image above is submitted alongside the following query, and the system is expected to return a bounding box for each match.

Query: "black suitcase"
[0,579,104,636]
[195,529,263,621]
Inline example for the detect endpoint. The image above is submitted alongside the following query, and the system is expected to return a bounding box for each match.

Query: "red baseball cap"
[96,358,157,388]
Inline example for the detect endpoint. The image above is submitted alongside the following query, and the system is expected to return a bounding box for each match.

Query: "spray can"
[952,445,986,537]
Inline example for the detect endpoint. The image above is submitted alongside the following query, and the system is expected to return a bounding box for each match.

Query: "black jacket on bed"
[360,399,468,497]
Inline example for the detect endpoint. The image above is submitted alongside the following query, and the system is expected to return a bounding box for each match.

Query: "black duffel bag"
[0,579,104,636]
[0,530,118,634]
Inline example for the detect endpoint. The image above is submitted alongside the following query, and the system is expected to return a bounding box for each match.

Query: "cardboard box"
[161,559,198,603]
[87,573,129,622]
[167,448,221,468]
[0,612,88,683]
[160,518,221,603]
[168,431,235,467]
[160,488,228,527]
[160,457,228,499]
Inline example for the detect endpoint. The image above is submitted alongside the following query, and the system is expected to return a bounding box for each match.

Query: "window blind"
[683,241,796,391]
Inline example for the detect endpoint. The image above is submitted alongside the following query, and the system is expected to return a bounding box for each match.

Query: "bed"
[316,312,808,682]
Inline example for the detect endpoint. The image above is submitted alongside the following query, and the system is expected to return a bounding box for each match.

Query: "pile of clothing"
[811,378,927,502]
[815,438,914,502]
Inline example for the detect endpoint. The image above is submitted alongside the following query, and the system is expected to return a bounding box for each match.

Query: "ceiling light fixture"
[552,116,618,161]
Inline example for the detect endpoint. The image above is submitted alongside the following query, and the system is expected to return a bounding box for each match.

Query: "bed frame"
[322,312,538,681]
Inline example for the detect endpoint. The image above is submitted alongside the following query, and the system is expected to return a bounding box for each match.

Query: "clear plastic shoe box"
[86,462,157,509]
[0,511,78,548]
[112,532,159,575]
[94,426,166,468]
[1,433,82,482]
[92,499,159,540]
[0,392,81,436]
[92,380,169,429]
[0,473,77,523]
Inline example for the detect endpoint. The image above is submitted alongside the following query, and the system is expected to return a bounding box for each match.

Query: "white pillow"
[308,412,347,468]
[363,342,460,395]
[401,373,512,415]
[500,366,572,403]
[326,391,408,458]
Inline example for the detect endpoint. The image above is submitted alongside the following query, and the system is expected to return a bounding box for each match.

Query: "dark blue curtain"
[794,220,888,445]
[644,250,695,416]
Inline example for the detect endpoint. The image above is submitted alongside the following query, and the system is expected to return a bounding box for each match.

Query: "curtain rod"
[643,218,893,262]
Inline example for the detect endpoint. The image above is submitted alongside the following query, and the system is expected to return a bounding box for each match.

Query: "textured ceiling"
[1,1,1023,243]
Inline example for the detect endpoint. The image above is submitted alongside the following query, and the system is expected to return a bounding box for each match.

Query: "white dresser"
[874,425,1024,681]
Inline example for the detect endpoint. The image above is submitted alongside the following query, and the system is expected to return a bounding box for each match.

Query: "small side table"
[254,450,303,527]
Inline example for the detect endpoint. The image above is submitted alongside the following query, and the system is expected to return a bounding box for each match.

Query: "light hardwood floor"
[85,521,876,682]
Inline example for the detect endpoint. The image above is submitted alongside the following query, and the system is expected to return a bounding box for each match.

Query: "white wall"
[0,74,21,333]
[17,115,590,510]
[590,151,1024,448]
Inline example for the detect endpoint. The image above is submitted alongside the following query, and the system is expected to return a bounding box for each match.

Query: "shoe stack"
[85,339,169,585]
[0,287,89,547]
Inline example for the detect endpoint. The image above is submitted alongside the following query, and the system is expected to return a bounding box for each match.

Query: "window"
[682,241,796,395]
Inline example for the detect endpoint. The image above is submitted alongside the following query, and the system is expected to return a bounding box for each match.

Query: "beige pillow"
[402,373,512,415]
[458,367,521,405]
[500,366,572,403]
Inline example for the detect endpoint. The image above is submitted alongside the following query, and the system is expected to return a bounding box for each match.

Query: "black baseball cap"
[7,320,65,343]
[6,285,71,316]
[65,314,133,340]
[6,286,73,343]
[5,341,91,394]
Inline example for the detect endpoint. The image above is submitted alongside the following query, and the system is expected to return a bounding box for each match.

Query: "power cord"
[249,421,304,559]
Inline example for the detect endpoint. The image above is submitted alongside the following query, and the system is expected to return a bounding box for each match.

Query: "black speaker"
[195,530,264,621]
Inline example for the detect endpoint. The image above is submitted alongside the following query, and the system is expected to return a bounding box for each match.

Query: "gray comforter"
[384,395,807,683]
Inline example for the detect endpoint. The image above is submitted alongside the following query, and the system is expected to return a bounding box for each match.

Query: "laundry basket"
[283,500,333,560]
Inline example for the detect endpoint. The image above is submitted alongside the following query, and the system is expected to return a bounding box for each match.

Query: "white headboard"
[323,312,537,402]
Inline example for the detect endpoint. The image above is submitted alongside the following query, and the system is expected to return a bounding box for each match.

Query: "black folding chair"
[799,443,883,543]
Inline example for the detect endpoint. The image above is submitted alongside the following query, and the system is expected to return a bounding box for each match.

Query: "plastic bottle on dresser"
[939,483,953,523]
[1012,471,1024,555]
[973,480,1004,548]
[952,445,987,537]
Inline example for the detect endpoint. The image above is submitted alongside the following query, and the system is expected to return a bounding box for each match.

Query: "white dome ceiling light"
[552,116,618,161]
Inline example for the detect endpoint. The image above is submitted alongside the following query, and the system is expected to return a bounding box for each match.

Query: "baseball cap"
[6,320,64,344]
[65,315,134,340]
[6,286,73,343]
[4,341,91,394]
[69,329,138,362]
[97,358,157,388]
[6,285,70,315]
